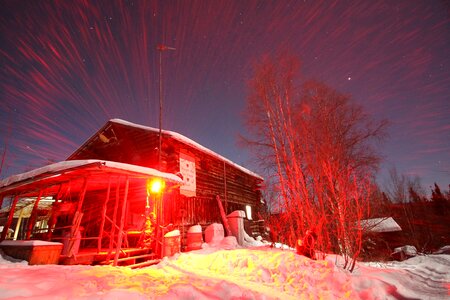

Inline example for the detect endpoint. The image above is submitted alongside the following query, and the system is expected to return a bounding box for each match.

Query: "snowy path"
[1,247,449,299]
[159,249,364,299]
[357,255,450,299]
[157,257,299,299]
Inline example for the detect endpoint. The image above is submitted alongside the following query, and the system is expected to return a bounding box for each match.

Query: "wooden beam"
[98,177,112,252]
[106,176,121,261]
[114,176,129,266]
[76,177,88,213]
[216,195,232,236]
[223,161,228,213]
[1,195,19,241]
[13,206,25,240]
[66,178,88,257]
[46,183,66,240]
[26,190,43,239]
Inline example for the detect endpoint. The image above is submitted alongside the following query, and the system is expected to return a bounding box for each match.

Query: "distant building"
[360,217,402,233]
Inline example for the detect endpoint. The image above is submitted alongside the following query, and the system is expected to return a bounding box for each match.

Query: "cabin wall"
[160,137,263,226]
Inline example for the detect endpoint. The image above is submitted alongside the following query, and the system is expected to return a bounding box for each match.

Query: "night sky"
[1,1,449,192]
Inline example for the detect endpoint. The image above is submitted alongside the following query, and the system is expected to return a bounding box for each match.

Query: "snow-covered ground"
[0,241,449,299]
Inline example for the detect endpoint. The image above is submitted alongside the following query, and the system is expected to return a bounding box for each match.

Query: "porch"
[0,160,183,266]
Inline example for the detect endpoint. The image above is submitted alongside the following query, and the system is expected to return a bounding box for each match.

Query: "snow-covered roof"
[0,159,183,190]
[110,119,264,180]
[360,217,402,233]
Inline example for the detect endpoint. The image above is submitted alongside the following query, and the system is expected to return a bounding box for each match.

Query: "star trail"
[1,0,449,190]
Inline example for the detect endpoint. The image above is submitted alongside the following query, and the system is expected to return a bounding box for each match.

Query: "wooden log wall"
[161,138,263,228]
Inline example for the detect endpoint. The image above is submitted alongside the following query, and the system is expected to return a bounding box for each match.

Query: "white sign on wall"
[179,152,196,197]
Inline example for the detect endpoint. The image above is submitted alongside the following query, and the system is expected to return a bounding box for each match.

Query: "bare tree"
[243,53,387,271]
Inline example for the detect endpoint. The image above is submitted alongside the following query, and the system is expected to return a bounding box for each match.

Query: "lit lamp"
[144,178,166,251]
[148,178,165,194]
[146,179,165,223]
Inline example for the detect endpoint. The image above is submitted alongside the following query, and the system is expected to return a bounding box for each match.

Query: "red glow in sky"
[1,1,449,190]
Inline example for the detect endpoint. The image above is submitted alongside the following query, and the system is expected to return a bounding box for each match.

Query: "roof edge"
[0,159,183,191]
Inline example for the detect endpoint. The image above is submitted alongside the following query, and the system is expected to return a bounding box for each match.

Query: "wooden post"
[114,176,129,266]
[98,177,112,252]
[223,161,228,213]
[26,190,43,239]
[216,195,232,236]
[1,195,19,241]
[75,178,88,213]
[47,184,66,240]
[161,193,164,227]
[67,178,88,257]
[107,177,121,261]
[160,192,164,257]
[13,207,25,240]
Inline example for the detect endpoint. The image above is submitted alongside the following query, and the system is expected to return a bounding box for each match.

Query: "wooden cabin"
[0,119,265,266]
[67,119,265,233]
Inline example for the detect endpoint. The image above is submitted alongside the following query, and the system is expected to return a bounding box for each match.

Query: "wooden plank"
[1,195,19,241]
[46,186,63,241]
[26,190,43,239]
[66,211,83,257]
[106,177,121,261]
[114,176,129,266]
[114,253,156,263]
[66,178,88,257]
[98,178,112,252]
[129,259,161,269]
[13,207,25,240]
[216,195,232,236]
[75,177,88,213]
[224,162,228,213]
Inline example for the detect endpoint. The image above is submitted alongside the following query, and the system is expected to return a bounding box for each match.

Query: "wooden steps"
[129,258,161,269]
[99,250,159,268]
[115,253,156,263]
[58,247,160,268]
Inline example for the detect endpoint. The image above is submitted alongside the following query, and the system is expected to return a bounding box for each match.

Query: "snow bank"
[358,254,450,299]
[243,230,267,247]
[1,243,449,299]
[204,223,224,244]
[164,230,180,238]
[187,225,202,234]
[393,245,418,257]
[0,250,28,265]
[434,245,450,254]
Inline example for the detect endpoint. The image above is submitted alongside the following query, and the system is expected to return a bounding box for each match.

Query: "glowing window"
[246,205,252,220]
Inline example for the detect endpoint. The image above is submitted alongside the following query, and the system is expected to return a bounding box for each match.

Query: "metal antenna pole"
[156,44,175,242]
[158,48,163,169]
[156,44,175,170]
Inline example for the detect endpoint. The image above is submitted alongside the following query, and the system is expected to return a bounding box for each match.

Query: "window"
[245,205,252,220]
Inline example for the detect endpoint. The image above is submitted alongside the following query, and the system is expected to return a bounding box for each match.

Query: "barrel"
[163,229,180,257]
[186,225,203,251]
